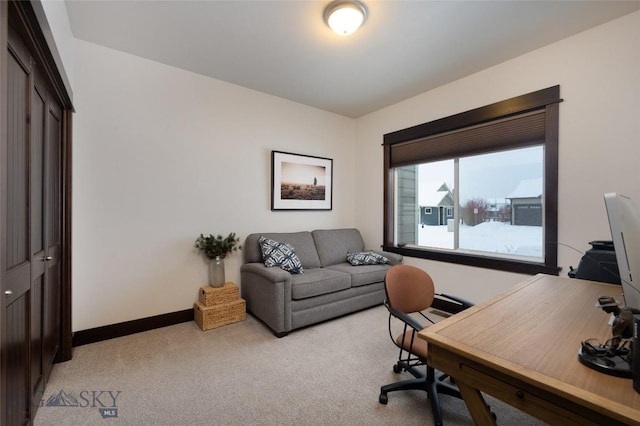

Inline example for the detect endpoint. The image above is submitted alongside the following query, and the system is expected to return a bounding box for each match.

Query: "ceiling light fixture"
[323,0,368,36]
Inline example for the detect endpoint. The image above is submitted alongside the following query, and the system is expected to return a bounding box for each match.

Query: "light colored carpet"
[34,305,546,425]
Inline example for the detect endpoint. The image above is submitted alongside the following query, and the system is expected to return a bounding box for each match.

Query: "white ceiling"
[65,0,640,118]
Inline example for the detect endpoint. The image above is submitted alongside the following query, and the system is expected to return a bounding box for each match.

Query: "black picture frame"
[271,151,333,211]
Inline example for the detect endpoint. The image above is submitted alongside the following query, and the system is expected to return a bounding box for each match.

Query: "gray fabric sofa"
[240,228,402,337]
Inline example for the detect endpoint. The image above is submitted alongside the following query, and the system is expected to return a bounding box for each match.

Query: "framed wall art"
[271,151,333,211]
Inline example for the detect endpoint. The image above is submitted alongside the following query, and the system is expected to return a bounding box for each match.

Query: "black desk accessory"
[578,297,636,379]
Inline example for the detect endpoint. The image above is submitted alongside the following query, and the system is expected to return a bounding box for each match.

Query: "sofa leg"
[274,331,289,338]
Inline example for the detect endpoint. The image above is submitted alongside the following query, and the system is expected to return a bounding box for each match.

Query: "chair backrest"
[385,265,435,314]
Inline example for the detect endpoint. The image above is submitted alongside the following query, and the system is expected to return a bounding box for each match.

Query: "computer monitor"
[604,192,640,311]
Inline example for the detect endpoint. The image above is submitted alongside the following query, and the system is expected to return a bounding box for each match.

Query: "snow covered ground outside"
[418,221,543,258]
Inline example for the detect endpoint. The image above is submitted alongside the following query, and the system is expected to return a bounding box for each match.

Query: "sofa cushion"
[326,263,391,287]
[244,232,322,268]
[259,237,304,274]
[346,251,389,266]
[290,268,351,300]
[312,228,366,267]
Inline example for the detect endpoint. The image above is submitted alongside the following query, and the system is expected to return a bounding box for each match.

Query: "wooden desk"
[419,274,640,425]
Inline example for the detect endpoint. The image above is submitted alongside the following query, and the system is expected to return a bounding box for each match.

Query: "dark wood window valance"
[388,110,546,168]
[385,85,560,143]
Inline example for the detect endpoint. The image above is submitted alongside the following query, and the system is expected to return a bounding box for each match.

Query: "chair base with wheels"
[379,360,461,425]
[378,265,473,426]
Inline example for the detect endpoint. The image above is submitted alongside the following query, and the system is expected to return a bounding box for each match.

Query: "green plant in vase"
[195,233,242,287]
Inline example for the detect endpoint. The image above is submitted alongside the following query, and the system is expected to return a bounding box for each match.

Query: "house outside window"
[383,86,561,275]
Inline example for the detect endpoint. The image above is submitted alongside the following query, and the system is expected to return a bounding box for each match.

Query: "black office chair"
[379,264,473,426]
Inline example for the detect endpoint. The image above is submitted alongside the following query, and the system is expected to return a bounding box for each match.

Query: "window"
[383,86,561,275]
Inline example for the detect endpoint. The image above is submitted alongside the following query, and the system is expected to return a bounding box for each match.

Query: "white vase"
[209,256,225,287]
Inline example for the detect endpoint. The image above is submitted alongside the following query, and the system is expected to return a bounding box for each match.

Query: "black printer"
[568,240,621,284]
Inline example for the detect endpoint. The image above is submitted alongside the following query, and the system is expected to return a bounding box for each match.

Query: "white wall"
[72,10,639,330]
[72,40,356,331]
[355,11,640,303]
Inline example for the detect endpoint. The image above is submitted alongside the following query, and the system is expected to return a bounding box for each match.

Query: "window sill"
[383,245,561,276]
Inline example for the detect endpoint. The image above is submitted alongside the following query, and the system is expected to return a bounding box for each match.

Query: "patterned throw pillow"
[259,237,304,274]
[346,251,390,266]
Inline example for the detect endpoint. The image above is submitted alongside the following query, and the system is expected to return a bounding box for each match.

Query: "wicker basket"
[199,282,239,307]
[194,299,246,331]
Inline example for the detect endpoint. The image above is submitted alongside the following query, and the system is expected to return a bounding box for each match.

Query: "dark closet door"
[30,65,63,409]
[4,26,32,426]
[42,92,63,381]
[2,1,72,423]
[30,69,47,408]
[3,23,63,425]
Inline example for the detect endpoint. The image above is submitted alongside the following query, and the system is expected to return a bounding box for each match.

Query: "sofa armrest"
[240,263,293,335]
[371,250,403,265]
[241,262,291,282]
